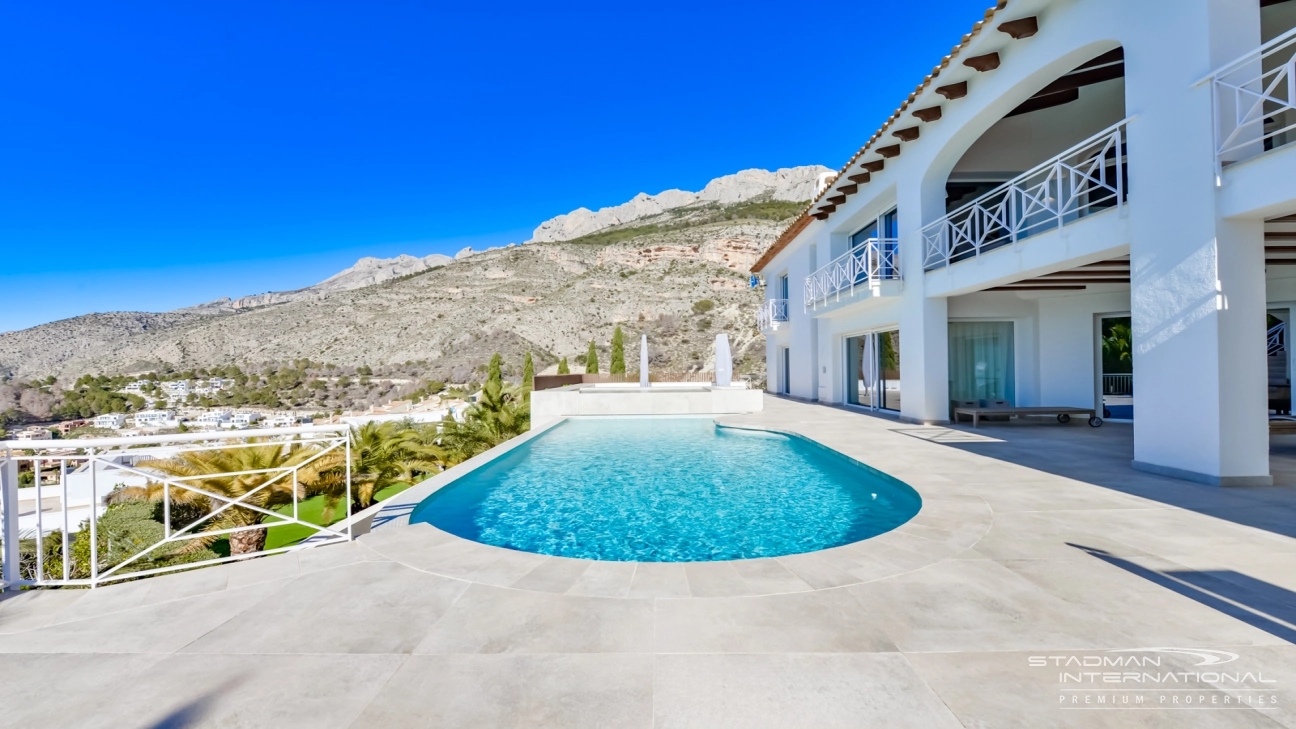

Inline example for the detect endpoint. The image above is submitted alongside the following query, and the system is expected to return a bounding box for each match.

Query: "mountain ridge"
[0,165,827,383]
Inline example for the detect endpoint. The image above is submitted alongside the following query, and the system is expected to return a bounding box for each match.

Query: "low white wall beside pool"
[531,384,764,427]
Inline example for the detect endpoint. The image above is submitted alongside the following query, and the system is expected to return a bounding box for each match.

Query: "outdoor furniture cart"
[953,406,1103,428]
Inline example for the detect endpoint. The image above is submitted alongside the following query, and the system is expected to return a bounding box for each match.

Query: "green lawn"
[263,481,417,550]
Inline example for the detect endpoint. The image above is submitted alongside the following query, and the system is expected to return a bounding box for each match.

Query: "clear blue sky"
[1,0,988,333]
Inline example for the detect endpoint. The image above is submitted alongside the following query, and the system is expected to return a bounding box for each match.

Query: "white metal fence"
[1,425,351,590]
[756,299,789,331]
[1102,373,1133,396]
[1206,26,1296,173]
[804,237,901,311]
[922,119,1130,271]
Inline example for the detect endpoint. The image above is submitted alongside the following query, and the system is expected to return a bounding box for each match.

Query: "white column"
[786,242,820,400]
[895,174,950,424]
[1125,0,1270,485]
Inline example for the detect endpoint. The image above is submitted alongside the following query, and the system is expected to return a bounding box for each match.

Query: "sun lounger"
[953,406,1102,428]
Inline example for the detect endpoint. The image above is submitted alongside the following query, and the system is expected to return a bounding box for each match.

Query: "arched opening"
[938,45,1129,266]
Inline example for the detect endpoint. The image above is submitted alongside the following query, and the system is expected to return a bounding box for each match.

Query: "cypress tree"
[487,352,502,386]
[610,326,626,375]
[585,340,599,374]
[522,352,534,389]
[557,357,570,375]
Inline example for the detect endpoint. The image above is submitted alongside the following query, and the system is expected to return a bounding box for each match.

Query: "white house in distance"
[132,410,176,429]
[194,411,233,428]
[92,413,128,430]
[229,412,262,428]
[754,0,1296,486]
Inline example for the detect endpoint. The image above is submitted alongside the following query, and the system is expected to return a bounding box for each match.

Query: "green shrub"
[692,300,715,315]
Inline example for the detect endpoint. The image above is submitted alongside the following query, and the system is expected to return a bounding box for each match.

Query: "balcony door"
[949,322,1015,408]
[846,329,902,411]
[1098,315,1133,420]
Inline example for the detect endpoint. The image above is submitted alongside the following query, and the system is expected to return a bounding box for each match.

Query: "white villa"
[194,411,233,428]
[229,412,262,428]
[132,410,177,428]
[754,0,1296,486]
[92,413,128,430]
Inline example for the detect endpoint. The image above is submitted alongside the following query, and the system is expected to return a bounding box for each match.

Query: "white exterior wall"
[756,0,1295,484]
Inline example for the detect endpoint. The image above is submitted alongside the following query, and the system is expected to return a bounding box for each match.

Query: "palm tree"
[313,420,438,521]
[119,440,326,556]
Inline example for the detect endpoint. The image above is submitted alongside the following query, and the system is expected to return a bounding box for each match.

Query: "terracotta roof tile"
[752,0,1011,273]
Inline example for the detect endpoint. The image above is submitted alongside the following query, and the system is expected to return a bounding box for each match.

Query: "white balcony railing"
[804,238,900,310]
[1270,321,1287,356]
[1,425,352,590]
[1205,26,1296,172]
[922,119,1130,271]
[757,299,789,330]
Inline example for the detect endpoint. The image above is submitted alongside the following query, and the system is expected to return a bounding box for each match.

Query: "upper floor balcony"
[756,298,789,331]
[1208,26,1296,174]
[922,119,1129,271]
[804,237,901,312]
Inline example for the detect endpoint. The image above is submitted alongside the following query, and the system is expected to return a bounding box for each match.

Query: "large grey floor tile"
[847,559,1130,652]
[0,579,290,654]
[416,583,653,654]
[73,653,404,729]
[0,589,87,633]
[653,653,962,728]
[565,560,637,598]
[350,653,654,729]
[0,653,168,726]
[627,562,690,598]
[181,561,466,655]
[655,588,895,653]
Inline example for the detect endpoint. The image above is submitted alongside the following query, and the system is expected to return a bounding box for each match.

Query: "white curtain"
[948,322,1015,403]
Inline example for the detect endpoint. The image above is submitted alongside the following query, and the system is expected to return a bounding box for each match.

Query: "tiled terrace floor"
[3,395,1296,727]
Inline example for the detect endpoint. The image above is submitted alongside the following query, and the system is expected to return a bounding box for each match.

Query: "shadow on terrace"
[889,418,1296,541]
[1072,543,1296,644]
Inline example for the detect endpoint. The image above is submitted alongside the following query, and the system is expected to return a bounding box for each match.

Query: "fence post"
[1,449,18,591]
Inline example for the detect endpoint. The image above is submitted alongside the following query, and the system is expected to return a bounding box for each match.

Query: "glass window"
[948,322,1015,404]
[850,222,878,249]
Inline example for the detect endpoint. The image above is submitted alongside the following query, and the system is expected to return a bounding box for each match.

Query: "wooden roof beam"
[877,144,901,159]
[892,127,920,142]
[827,195,847,205]
[847,172,871,184]
[936,81,968,100]
[861,160,886,173]
[837,184,859,195]
[997,17,1038,39]
[912,106,943,122]
[963,53,1001,72]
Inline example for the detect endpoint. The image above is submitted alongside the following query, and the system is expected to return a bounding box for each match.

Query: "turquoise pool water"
[409,418,921,562]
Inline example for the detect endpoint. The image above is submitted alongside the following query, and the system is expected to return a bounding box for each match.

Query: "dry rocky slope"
[0,166,829,384]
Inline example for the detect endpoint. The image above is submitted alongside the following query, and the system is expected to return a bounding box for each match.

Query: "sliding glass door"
[1098,315,1132,420]
[845,329,901,411]
[948,322,1015,405]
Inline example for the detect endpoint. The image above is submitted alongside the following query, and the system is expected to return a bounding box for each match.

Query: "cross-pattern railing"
[756,299,789,331]
[804,238,900,311]
[1270,321,1287,356]
[1,425,351,590]
[1206,26,1296,172]
[922,119,1130,271]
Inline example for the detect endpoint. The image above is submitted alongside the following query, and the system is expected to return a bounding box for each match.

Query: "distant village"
[5,373,475,442]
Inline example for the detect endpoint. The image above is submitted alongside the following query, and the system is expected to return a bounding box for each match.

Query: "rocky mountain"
[528,167,830,243]
[0,167,824,386]
[182,252,458,312]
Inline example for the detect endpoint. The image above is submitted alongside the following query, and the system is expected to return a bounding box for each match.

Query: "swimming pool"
[409,418,921,562]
